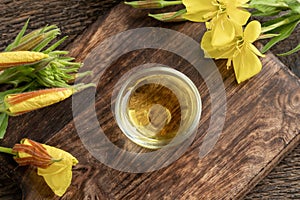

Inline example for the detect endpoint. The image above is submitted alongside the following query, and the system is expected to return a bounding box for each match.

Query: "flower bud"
[13,138,55,168]
[0,51,48,70]
[11,34,46,51]
[148,9,187,22]
[125,0,182,9]
[1,87,74,116]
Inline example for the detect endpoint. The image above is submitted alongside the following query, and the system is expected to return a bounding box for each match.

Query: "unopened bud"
[0,51,48,70]
[11,34,46,51]
[148,9,187,22]
[1,87,74,116]
[125,0,182,9]
[13,139,55,168]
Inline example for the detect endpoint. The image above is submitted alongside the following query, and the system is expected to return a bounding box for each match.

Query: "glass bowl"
[113,66,201,149]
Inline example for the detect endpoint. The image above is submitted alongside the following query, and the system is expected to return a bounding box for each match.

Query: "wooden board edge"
[62,3,300,199]
[266,52,300,84]
[237,133,300,199]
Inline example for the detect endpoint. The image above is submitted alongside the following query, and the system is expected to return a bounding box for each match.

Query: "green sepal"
[0,113,9,139]
[5,19,30,51]
[261,14,300,33]
[252,9,281,16]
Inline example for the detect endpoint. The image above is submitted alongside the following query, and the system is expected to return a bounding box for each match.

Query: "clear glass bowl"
[114,67,202,149]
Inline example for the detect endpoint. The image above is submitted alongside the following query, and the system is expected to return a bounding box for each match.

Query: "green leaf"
[249,0,290,14]
[19,28,42,44]
[262,19,300,53]
[249,0,289,8]
[43,36,68,54]
[252,9,281,16]
[283,0,300,13]
[32,36,55,52]
[0,113,9,139]
[277,43,300,56]
[262,14,293,27]
[261,14,300,33]
[251,5,279,13]
[0,64,35,86]
[5,19,30,51]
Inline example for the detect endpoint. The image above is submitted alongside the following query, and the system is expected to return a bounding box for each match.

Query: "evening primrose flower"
[183,0,251,46]
[9,138,78,196]
[0,51,48,70]
[0,87,74,116]
[201,21,265,83]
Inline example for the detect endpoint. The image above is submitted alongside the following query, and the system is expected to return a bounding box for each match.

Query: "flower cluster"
[185,0,265,83]
[0,20,92,197]
[125,0,300,83]
[0,20,94,139]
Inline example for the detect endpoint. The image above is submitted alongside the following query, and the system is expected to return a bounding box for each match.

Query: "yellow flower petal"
[225,0,250,7]
[38,168,72,197]
[201,31,236,59]
[211,14,236,47]
[227,7,251,25]
[232,46,262,83]
[244,20,261,43]
[183,0,218,22]
[248,43,265,57]
[37,144,78,197]
[17,139,78,196]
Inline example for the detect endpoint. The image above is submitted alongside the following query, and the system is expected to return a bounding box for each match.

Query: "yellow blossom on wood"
[201,21,265,83]
[13,139,78,197]
[183,0,251,45]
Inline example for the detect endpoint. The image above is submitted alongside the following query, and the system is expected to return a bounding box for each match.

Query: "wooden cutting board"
[4,3,300,199]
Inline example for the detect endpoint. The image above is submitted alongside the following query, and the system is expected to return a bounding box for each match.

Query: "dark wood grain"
[0,1,299,199]
[3,3,299,199]
[0,0,122,51]
[0,1,121,199]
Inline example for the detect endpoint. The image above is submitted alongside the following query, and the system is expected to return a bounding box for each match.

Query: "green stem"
[162,0,182,7]
[0,146,16,156]
[73,83,96,92]
[261,15,300,33]
[258,33,280,40]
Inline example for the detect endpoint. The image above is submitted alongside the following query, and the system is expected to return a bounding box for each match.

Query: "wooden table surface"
[0,1,299,199]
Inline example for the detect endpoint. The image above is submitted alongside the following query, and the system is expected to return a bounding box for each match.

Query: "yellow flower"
[1,87,74,116]
[183,0,251,46]
[13,138,78,197]
[0,51,48,70]
[201,21,265,83]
